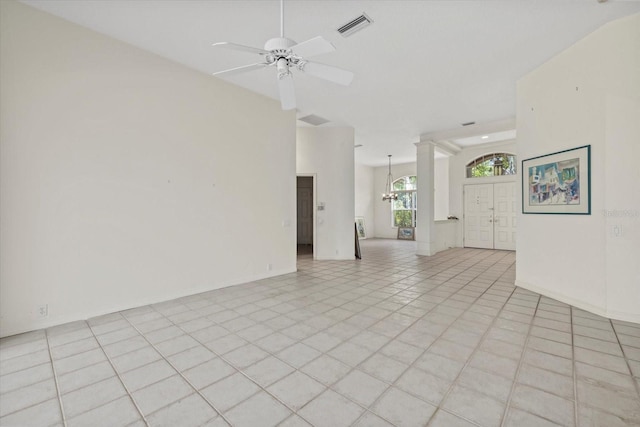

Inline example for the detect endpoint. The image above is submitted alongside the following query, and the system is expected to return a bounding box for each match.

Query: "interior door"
[464,184,494,249]
[493,182,517,250]
[296,178,313,245]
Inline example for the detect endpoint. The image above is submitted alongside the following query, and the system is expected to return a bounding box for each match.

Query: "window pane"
[466,153,517,178]
[405,176,417,190]
[393,210,413,227]
[397,192,414,209]
[393,176,417,191]
[391,176,417,227]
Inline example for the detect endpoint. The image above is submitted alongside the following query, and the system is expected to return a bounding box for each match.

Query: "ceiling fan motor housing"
[264,37,296,57]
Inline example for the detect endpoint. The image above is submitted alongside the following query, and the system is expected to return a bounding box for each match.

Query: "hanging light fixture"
[382,155,398,202]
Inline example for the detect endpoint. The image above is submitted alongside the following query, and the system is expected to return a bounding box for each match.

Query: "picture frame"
[397,226,415,240]
[522,145,591,215]
[355,217,366,239]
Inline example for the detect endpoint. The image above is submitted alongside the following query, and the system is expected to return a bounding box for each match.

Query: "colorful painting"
[397,226,415,240]
[522,145,590,214]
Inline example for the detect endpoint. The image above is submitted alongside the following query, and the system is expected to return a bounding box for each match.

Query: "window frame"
[466,153,517,178]
[391,175,417,228]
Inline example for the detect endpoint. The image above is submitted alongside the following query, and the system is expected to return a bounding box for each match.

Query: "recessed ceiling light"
[481,135,489,139]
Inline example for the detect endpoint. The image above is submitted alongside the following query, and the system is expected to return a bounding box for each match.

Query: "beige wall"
[355,163,375,239]
[296,127,355,260]
[516,13,640,323]
[0,1,297,337]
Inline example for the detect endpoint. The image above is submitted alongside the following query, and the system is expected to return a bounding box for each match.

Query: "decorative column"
[415,140,436,256]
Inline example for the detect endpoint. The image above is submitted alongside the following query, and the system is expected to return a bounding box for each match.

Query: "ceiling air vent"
[461,121,476,127]
[298,114,330,126]
[337,13,373,37]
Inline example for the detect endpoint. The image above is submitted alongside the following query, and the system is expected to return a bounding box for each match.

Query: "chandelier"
[382,155,398,202]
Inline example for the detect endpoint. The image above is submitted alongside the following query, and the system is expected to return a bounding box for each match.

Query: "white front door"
[464,184,494,249]
[493,182,517,250]
[464,182,516,250]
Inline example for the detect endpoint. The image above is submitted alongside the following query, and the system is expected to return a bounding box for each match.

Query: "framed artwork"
[355,217,366,239]
[522,145,591,215]
[397,226,415,240]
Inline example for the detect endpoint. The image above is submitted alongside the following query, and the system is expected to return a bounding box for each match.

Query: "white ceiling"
[21,0,640,166]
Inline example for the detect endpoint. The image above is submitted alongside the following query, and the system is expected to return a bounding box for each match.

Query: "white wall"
[355,163,375,238]
[434,158,450,221]
[516,13,640,323]
[448,140,517,247]
[374,162,416,239]
[0,1,297,337]
[296,127,355,260]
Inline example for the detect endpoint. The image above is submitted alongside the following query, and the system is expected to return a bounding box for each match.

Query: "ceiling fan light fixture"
[276,58,290,78]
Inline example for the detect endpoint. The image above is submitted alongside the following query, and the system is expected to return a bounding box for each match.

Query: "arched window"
[466,153,517,178]
[392,176,417,227]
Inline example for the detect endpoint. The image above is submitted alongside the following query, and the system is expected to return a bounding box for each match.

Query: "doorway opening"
[464,182,516,250]
[296,176,315,257]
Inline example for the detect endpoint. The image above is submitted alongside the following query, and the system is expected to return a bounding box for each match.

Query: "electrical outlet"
[37,304,48,318]
[267,263,273,271]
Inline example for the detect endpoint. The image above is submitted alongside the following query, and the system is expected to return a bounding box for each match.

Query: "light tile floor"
[1,240,639,427]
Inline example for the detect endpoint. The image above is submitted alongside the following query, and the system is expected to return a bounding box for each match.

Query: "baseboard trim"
[0,267,297,338]
[515,280,640,324]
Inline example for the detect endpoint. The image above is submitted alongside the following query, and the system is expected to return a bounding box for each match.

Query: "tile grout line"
[44,328,68,427]
[120,313,233,427]
[427,260,520,426]
[5,247,636,426]
[350,251,517,426]
[609,319,640,400]
[85,322,150,427]
[422,280,520,426]
[498,293,542,427]
[318,250,517,425]
[143,248,511,426]
[0,248,534,426]
[335,250,516,425]
[145,290,389,427]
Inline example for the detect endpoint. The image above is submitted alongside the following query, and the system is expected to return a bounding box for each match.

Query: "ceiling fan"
[211,0,354,110]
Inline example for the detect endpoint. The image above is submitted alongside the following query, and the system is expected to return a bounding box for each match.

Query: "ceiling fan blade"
[300,61,354,86]
[291,36,335,58]
[212,42,269,55]
[213,63,269,77]
[277,73,296,110]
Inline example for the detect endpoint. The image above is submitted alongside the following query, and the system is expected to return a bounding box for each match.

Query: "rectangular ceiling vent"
[337,13,373,37]
[461,121,476,127]
[298,114,330,126]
